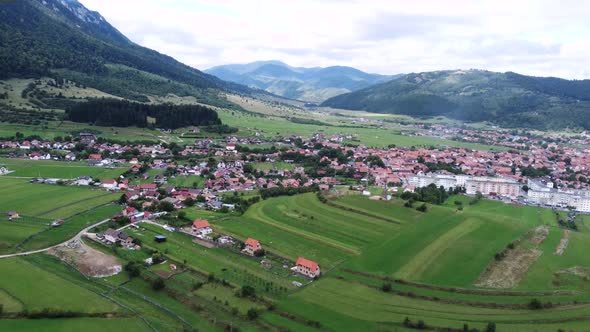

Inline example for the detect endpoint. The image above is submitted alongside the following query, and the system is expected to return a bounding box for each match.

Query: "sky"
[78,0,590,79]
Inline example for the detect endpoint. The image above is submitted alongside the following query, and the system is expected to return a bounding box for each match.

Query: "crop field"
[216,193,402,270]
[0,158,126,179]
[0,177,117,219]
[202,193,590,330]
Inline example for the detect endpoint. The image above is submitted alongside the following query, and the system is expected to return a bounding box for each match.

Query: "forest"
[66,99,221,129]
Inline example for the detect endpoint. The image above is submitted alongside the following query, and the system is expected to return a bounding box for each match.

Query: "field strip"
[34,192,114,218]
[396,219,480,280]
[248,205,360,255]
[326,200,403,224]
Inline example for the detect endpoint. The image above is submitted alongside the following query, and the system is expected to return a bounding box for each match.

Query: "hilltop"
[321,69,590,130]
[206,61,399,102]
[0,0,253,105]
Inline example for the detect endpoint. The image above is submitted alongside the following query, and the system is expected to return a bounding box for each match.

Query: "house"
[75,176,92,186]
[154,174,167,185]
[243,238,262,256]
[7,211,19,220]
[293,257,321,279]
[226,143,236,151]
[80,132,97,145]
[104,228,120,243]
[140,183,157,192]
[118,232,135,248]
[192,219,212,236]
[101,179,118,190]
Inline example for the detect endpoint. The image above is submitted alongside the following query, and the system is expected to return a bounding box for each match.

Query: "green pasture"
[0,158,125,179]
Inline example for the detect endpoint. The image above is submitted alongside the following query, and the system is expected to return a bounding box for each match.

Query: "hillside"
[0,0,253,105]
[321,69,590,130]
[206,61,399,102]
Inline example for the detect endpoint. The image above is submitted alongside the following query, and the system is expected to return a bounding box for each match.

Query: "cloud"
[78,0,590,79]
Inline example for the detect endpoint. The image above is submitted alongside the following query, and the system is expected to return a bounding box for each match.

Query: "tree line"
[66,98,221,129]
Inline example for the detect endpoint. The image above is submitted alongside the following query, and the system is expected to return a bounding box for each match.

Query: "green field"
[0,158,126,179]
[0,178,119,253]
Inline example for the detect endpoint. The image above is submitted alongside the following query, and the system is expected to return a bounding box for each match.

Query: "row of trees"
[66,98,221,129]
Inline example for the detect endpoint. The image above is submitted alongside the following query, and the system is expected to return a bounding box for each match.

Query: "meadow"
[0,158,126,179]
[0,177,119,253]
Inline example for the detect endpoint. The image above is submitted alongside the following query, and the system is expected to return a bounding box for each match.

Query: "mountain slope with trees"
[320,69,590,130]
[0,0,253,104]
[206,61,400,102]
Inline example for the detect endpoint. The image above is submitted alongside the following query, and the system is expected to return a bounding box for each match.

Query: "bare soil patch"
[48,239,122,278]
[555,230,571,255]
[556,266,589,278]
[475,225,549,289]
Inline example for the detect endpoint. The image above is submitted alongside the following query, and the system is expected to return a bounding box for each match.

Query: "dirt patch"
[475,225,549,289]
[528,225,550,245]
[48,239,122,278]
[555,230,571,255]
[556,266,589,278]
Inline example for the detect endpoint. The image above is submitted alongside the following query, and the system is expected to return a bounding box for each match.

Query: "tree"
[416,203,428,212]
[246,308,259,320]
[124,261,141,278]
[381,282,392,292]
[485,322,496,332]
[529,298,543,310]
[152,278,165,291]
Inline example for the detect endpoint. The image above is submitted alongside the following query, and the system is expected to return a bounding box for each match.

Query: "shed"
[154,235,167,243]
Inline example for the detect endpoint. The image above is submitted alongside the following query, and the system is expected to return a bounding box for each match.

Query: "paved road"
[0,217,112,259]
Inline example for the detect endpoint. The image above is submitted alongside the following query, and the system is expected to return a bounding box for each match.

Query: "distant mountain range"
[321,69,590,130]
[206,61,400,102]
[0,0,252,105]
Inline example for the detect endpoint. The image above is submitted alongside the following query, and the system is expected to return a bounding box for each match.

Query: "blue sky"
[79,0,590,79]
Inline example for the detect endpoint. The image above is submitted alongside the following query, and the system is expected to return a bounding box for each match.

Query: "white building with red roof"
[293,257,321,278]
[192,219,212,236]
[242,238,262,256]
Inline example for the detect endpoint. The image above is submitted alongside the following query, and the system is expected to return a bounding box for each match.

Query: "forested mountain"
[321,69,590,130]
[206,61,399,102]
[0,0,253,103]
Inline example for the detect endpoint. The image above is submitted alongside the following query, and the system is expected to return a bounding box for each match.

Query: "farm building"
[293,257,321,279]
[7,211,19,220]
[192,219,212,237]
[242,238,262,256]
[154,235,167,243]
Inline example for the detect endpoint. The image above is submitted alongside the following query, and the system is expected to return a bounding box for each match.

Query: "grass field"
[0,178,119,253]
[0,257,119,312]
[0,178,117,219]
[0,158,126,179]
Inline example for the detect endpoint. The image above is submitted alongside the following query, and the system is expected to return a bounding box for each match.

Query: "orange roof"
[245,238,260,247]
[192,219,210,229]
[296,257,319,271]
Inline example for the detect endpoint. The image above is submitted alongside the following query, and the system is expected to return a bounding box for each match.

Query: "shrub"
[528,298,543,310]
[246,308,259,320]
[381,283,392,292]
[152,278,166,291]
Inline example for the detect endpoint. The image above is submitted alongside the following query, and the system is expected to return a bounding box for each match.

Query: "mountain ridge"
[320,69,590,130]
[206,61,400,102]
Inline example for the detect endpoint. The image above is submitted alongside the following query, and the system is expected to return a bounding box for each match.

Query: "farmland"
[0,177,119,253]
[0,158,126,179]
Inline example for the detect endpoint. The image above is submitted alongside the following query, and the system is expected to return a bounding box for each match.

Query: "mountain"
[206,61,400,102]
[320,69,590,130]
[0,0,252,104]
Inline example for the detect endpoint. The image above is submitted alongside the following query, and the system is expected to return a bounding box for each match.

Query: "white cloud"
[79,0,590,78]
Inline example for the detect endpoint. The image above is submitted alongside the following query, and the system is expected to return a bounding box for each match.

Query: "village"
[2,125,590,285]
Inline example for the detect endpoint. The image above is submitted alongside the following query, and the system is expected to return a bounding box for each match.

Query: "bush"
[381,282,392,292]
[416,203,428,212]
[528,298,543,310]
[485,322,496,332]
[246,308,259,320]
[239,285,256,298]
[152,278,166,291]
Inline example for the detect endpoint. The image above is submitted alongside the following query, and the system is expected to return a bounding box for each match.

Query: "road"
[0,217,112,259]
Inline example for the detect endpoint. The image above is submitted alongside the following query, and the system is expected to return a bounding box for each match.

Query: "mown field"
[0,158,126,179]
[0,177,119,254]
[171,192,590,331]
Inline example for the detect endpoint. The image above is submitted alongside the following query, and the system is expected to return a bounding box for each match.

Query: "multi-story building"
[527,179,590,212]
[408,173,521,199]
